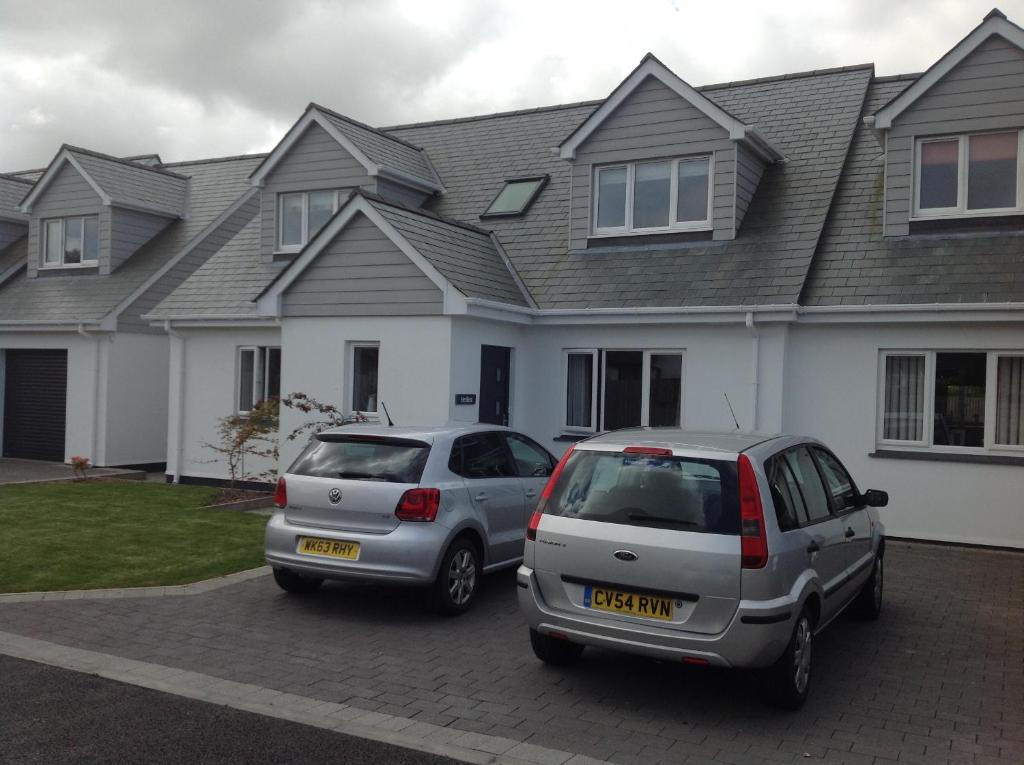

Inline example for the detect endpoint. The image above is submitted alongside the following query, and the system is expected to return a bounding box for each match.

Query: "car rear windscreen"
[542,450,739,534]
[289,435,430,484]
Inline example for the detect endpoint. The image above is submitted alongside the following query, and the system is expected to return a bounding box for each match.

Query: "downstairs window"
[237,346,281,414]
[564,349,683,433]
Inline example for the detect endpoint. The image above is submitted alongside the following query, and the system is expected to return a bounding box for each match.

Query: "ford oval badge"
[613,550,638,562]
[328,488,343,505]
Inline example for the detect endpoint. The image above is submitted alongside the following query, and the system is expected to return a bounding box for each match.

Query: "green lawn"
[0,481,269,593]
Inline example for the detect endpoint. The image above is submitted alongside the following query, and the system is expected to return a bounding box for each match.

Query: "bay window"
[42,215,99,267]
[914,131,1023,217]
[563,349,683,433]
[593,155,712,234]
[277,190,340,251]
[878,350,1024,451]
[237,346,281,414]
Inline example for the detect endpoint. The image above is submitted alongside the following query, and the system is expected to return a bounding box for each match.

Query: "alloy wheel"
[448,549,477,605]
[793,616,812,694]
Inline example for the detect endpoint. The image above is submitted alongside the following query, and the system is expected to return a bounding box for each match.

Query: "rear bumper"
[265,511,447,586]
[517,565,796,668]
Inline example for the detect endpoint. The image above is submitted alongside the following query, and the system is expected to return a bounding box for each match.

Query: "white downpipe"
[745,312,759,432]
[77,324,101,465]
[165,320,186,484]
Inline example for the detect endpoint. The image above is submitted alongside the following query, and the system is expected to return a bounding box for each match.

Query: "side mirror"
[863,489,888,508]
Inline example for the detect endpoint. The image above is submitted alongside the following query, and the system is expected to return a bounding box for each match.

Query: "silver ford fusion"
[517,429,887,708]
[265,423,556,614]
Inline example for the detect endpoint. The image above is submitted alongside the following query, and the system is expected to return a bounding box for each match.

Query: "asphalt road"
[0,655,460,765]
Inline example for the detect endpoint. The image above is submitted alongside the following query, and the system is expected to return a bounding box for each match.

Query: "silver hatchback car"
[266,423,556,613]
[517,429,887,708]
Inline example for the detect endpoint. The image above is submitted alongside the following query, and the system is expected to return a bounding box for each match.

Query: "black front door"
[3,349,68,461]
[478,345,511,426]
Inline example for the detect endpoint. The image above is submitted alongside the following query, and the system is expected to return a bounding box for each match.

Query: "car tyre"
[762,607,814,709]
[431,538,481,616]
[272,567,324,594]
[529,628,585,666]
[852,551,883,620]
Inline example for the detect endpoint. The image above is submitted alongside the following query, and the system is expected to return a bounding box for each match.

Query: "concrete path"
[0,457,144,484]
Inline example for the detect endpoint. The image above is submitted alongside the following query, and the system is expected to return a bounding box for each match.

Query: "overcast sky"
[1,0,1021,171]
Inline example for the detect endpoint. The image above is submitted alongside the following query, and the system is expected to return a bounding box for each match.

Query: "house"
[4,9,1024,548]
[0,147,262,465]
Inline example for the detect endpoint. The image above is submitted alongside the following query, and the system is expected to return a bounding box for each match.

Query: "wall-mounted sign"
[455,393,477,406]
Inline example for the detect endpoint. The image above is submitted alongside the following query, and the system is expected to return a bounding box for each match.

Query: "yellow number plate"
[584,586,674,621]
[297,537,360,560]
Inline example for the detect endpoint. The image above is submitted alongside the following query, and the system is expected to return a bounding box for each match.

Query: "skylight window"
[481,176,548,217]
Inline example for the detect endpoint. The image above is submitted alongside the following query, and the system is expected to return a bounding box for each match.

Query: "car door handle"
[525,489,537,499]
[474,493,489,502]
[845,528,856,539]
[806,542,820,554]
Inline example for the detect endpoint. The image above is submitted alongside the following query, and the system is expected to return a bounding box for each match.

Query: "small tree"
[203,398,280,489]
[280,392,366,441]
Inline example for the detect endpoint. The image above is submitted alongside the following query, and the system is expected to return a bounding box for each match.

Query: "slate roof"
[0,173,32,221]
[368,195,530,306]
[0,154,264,325]
[0,236,27,286]
[802,76,1024,305]
[55,146,188,217]
[314,105,442,190]
[385,65,874,308]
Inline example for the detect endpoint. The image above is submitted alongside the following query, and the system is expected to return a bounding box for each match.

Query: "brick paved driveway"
[1,542,1021,765]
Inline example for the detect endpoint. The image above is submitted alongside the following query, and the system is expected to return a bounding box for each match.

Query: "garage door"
[3,349,68,461]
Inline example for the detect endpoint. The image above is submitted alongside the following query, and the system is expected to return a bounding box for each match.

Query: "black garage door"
[3,349,68,461]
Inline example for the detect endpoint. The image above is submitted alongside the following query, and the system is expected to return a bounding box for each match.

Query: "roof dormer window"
[914,131,1022,218]
[42,215,99,268]
[277,189,340,252]
[593,155,712,236]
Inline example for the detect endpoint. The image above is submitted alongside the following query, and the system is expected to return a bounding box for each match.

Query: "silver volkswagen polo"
[265,423,556,613]
[517,429,887,708]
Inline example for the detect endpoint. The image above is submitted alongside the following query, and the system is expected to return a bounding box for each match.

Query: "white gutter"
[165,320,186,484]
[745,312,759,432]
[78,323,102,466]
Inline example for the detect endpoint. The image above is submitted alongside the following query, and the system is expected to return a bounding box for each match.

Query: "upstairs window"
[914,131,1023,217]
[277,190,340,251]
[481,176,548,218]
[43,215,99,267]
[593,156,711,235]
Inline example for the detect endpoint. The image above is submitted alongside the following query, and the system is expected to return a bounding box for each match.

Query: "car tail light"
[395,488,441,522]
[738,454,768,569]
[273,477,287,509]
[683,657,709,666]
[527,445,575,541]
[623,446,673,456]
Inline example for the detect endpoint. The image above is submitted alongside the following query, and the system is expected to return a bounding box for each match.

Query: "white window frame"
[561,349,600,434]
[912,130,1024,220]
[592,155,713,236]
[876,349,1024,454]
[276,189,340,253]
[347,341,380,418]
[562,348,685,435]
[236,346,280,415]
[40,215,100,269]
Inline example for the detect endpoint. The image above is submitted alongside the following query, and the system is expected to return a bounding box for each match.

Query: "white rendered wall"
[0,332,101,464]
[103,332,169,465]
[448,317,531,426]
[784,322,1024,548]
[171,326,281,482]
[279,316,453,468]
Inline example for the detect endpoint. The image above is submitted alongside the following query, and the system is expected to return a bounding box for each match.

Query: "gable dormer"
[20,146,185,277]
[0,173,31,252]
[872,9,1024,236]
[559,54,782,250]
[250,104,445,264]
